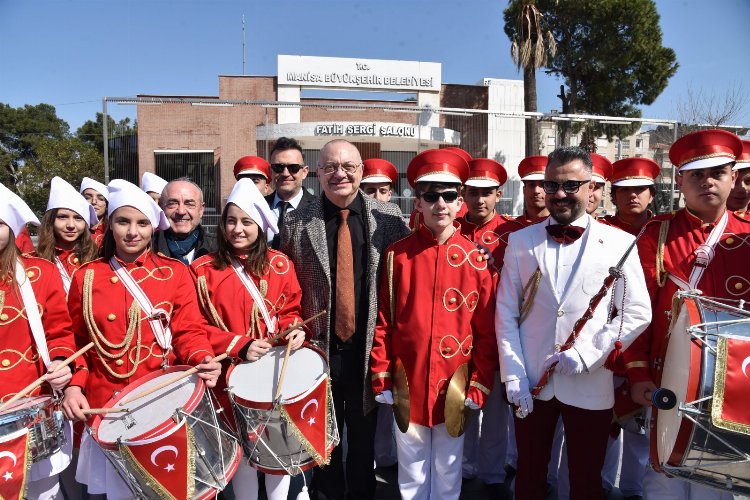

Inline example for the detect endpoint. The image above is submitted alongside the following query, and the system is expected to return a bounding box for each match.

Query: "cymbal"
[445,363,469,438]
[392,357,410,433]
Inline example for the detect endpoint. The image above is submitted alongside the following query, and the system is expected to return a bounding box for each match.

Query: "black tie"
[277,201,290,228]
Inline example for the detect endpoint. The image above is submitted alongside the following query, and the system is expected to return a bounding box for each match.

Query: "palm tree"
[506,1,557,156]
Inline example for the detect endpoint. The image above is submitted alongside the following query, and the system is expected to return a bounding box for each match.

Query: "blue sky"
[1,0,748,133]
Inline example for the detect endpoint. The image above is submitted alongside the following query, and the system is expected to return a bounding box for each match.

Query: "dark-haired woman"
[192,178,306,500]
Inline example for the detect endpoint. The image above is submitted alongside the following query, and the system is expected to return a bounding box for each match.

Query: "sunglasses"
[421,191,459,203]
[542,179,591,195]
[271,163,304,174]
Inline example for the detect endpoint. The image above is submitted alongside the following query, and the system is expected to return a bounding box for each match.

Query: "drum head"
[656,300,694,465]
[96,368,201,445]
[228,346,326,404]
[0,396,51,416]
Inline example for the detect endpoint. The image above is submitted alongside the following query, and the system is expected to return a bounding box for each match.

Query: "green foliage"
[76,112,137,154]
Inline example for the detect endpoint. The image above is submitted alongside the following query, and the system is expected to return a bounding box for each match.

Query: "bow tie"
[546,224,585,244]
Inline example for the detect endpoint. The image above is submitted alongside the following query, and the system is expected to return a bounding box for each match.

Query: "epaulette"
[191,253,214,269]
[731,210,750,223]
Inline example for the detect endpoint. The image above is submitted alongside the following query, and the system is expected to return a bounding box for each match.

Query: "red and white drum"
[654,292,750,494]
[91,366,241,499]
[227,345,339,475]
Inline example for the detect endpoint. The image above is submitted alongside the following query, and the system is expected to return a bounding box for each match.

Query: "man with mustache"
[154,178,216,264]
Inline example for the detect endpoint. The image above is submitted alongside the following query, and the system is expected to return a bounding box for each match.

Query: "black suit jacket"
[266,189,316,249]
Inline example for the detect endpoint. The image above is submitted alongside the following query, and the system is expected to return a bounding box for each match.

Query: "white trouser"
[230,457,290,500]
[600,423,649,496]
[395,421,464,500]
[643,466,737,500]
[374,405,397,467]
[461,372,510,484]
[77,432,134,500]
[26,474,60,500]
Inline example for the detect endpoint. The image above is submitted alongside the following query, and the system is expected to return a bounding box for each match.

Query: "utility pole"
[242,15,246,75]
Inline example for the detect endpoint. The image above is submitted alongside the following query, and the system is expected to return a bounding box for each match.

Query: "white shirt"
[544,214,591,297]
[271,188,304,217]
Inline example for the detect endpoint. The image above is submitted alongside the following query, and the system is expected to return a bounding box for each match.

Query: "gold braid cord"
[0,290,5,317]
[519,268,542,325]
[656,220,671,288]
[248,279,269,339]
[196,276,229,332]
[387,251,395,325]
[83,269,143,379]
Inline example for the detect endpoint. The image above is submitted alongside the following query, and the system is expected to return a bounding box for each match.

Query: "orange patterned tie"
[335,209,355,342]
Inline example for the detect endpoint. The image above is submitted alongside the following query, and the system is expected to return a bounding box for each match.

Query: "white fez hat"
[46,177,99,228]
[141,172,169,194]
[107,179,170,231]
[226,178,279,236]
[0,183,40,237]
[80,177,109,200]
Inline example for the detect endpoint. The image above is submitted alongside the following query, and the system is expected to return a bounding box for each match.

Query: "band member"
[61,179,222,499]
[601,158,660,235]
[279,139,410,500]
[586,153,612,216]
[361,158,398,203]
[140,171,169,203]
[0,183,78,500]
[15,226,35,253]
[370,149,498,500]
[727,140,750,215]
[496,146,650,500]
[80,177,109,247]
[517,155,551,225]
[35,177,99,294]
[624,129,748,500]
[457,158,514,497]
[192,178,306,500]
[233,155,272,195]
[409,146,470,230]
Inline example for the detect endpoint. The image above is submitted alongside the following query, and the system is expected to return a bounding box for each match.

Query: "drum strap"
[109,257,173,352]
[668,211,728,291]
[54,256,72,295]
[16,259,51,368]
[231,258,277,335]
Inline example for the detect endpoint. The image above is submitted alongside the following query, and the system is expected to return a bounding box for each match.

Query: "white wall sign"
[315,123,417,138]
[278,55,441,92]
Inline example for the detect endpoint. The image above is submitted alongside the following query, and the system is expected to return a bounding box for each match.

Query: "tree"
[508,0,678,146]
[504,1,557,156]
[77,113,137,154]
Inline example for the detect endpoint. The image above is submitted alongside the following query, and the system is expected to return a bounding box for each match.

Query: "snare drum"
[227,345,339,475]
[0,396,64,463]
[654,292,750,494]
[91,367,241,499]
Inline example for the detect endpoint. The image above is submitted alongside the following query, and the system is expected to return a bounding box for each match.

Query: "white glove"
[464,398,480,410]
[543,350,586,376]
[505,378,533,416]
[375,390,394,405]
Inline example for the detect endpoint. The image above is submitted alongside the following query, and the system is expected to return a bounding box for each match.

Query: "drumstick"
[82,407,130,415]
[268,310,327,343]
[274,337,295,403]
[118,353,228,406]
[0,342,95,413]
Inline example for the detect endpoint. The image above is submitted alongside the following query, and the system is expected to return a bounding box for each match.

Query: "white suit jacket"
[495,216,651,410]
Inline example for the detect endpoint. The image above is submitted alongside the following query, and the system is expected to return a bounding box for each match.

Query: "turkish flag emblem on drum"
[120,419,195,500]
[0,428,31,500]
[713,335,750,433]
[280,373,331,466]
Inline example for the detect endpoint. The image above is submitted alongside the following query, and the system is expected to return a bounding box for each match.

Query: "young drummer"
[601,158,659,235]
[586,153,612,216]
[370,149,497,500]
[727,140,750,215]
[0,183,78,500]
[361,158,398,203]
[79,177,109,247]
[61,179,222,499]
[192,178,306,500]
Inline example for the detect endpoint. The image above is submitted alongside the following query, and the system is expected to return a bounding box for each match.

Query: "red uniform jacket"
[67,252,214,410]
[91,224,106,248]
[0,255,77,401]
[624,209,750,385]
[15,228,34,254]
[600,212,653,236]
[370,225,498,427]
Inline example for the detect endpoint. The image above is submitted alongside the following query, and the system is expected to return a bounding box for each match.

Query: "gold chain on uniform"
[83,269,143,379]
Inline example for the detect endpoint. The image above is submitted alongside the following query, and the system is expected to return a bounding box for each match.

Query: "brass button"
[1,360,9,367]
[451,253,458,260]
[107,313,116,321]
[476,255,484,262]
[276,261,283,268]
[110,277,119,284]
[73,257,79,263]
[735,283,743,290]
[726,237,735,245]
[484,235,491,242]
[26,271,34,278]
[444,347,453,353]
[557,310,564,317]
[449,297,457,304]
[0,314,7,321]
[115,359,124,366]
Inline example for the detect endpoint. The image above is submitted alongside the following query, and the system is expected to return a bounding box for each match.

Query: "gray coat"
[279,191,410,414]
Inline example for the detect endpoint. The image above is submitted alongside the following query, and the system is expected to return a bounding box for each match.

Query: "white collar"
[273,188,304,209]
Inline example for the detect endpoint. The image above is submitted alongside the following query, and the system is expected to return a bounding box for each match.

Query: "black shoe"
[484,482,512,500]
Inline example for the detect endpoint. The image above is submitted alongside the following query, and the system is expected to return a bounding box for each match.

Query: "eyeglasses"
[542,179,592,195]
[421,191,460,203]
[318,163,362,175]
[271,163,304,174]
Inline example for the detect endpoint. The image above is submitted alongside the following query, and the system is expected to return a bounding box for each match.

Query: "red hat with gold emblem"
[590,153,613,184]
[407,149,469,188]
[733,140,750,171]
[233,156,271,181]
[669,129,743,172]
[518,156,547,181]
[611,158,661,187]
[361,159,398,185]
[465,159,508,188]
[442,147,472,163]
